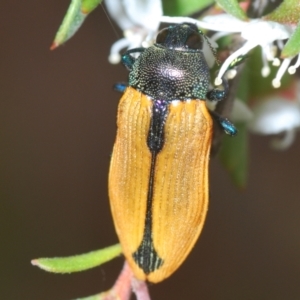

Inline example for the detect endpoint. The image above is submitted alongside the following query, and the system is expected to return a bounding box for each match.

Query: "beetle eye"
[185,32,203,50]
[156,28,170,44]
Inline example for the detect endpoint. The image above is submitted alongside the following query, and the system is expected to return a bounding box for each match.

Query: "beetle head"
[156,23,204,51]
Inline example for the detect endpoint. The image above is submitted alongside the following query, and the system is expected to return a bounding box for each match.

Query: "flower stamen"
[109,38,132,64]
[272,57,293,88]
[214,40,257,86]
[261,49,271,77]
[288,54,300,74]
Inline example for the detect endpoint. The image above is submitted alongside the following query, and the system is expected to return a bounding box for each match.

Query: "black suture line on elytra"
[147,99,168,152]
[132,100,168,274]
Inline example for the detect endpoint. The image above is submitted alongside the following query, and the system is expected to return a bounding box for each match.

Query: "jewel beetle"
[109,23,236,283]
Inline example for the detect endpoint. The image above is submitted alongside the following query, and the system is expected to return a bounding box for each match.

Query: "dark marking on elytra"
[132,100,168,274]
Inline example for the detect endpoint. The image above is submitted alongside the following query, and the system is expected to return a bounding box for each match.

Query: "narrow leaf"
[82,0,102,14]
[219,64,249,188]
[31,244,122,273]
[219,123,248,188]
[247,47,292,97]
[162,0,214,16]
[75,293,106,300]
[51,0,83,49]
[215,0,247,20]
[51,0,102,49]
[264,0,300,25]
[281,20,300,58]
[75,291,124,300]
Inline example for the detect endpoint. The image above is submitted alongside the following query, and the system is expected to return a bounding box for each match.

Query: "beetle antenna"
[199,29,220,66]
[100,3,120,39]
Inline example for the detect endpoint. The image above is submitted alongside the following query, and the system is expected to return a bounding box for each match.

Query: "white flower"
[104,0,162,64]
[249,97,300,150]
[107,6,299,86]
[230,81,300,150]
[161,14,297,88]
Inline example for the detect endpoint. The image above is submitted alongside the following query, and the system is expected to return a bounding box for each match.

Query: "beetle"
[109,23,236,283]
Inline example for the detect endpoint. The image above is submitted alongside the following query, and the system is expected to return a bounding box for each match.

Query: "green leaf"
[75,290,120,300]
[281,20,300,58]
[75,293,105,300]
[162,0,214,16]
[215,0,247,20]
[219,123,248,188]
[82,0,102,14]
[247,47,292,98]
[51,0,102,49]
[31,244,122,273]
[51,0,84,49]
[264,0,300,25]
[219,64,249,188]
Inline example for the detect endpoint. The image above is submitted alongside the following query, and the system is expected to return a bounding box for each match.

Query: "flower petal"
[248,98,300,134]
[271,129,297,150]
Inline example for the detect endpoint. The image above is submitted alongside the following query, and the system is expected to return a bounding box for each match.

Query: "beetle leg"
[122,47,145,70]
[210,110,237,136]
[206,76,229,102]
[114,82,128,93]
[115,48,146,93]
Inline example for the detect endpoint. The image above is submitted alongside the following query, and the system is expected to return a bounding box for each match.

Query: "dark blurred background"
[1,1,300,299]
